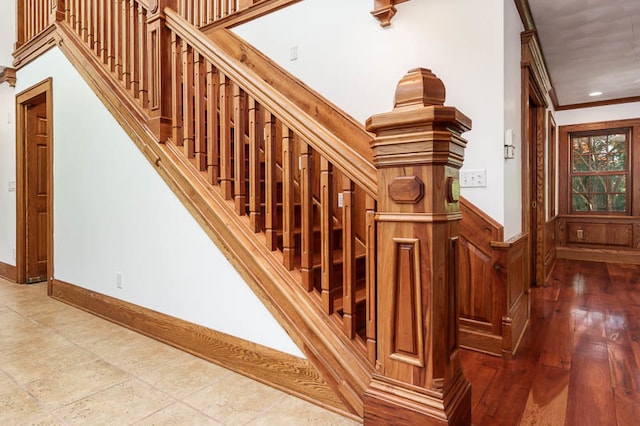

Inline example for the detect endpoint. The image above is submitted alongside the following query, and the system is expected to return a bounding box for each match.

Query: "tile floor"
[0,278,359,425]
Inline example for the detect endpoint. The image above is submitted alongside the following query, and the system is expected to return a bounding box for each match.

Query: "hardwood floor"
[461,259,640,425]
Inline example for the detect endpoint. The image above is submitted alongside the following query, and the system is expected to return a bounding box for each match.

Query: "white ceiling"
[528,0,640,106]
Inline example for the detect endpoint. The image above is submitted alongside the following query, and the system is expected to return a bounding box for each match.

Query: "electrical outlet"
[116,273,123,289]
[460,169,487,188]
[8,181,16,192]
[290,45,298,61]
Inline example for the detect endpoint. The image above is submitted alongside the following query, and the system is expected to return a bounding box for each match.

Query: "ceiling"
[527,0,640,107]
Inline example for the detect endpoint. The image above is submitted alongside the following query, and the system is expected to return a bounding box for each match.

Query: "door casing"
[16,78,54,289]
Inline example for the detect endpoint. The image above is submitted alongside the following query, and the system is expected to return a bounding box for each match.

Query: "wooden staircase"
[11,0,518,423]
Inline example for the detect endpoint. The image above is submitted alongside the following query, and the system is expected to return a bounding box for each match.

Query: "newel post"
[146,0,175,142]
[364,68,472,425]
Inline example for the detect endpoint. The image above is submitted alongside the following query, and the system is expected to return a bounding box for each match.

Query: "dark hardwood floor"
[461,259,640,425]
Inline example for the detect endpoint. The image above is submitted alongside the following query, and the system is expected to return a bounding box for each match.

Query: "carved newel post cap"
[394,68,445,108]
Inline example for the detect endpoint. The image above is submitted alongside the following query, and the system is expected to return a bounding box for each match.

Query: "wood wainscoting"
[459,198,530,359]
[49,279,354,419]
[556,215,640,264]
[0,261,17,282]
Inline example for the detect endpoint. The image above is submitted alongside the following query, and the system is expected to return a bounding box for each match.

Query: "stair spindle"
[181,43,195,158]
[205,62,220,185]
[342,177,356,338]
[219,72,233,199]
[248,97,264,232]
[321,157,335,314]
[233,83,248,215]
[281,125,295,270]
[264,111,278,251]
[194,53,207,171]
[365,194,377,364]
[300,142,314,291]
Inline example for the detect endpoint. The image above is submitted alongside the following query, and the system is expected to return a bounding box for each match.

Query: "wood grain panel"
[566,222,633,247]
[50,278,353,418]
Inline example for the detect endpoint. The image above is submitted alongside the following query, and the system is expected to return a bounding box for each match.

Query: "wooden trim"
[15,78,54,286]
[49,278,354,419]
[201,0,302,30]
[556,247,640,265]
[13,24,58,70]
[0,261,17,282]
[0,67,16,87]
[370,0,410,28]
[513,0,535,31]
[555,96,640,111]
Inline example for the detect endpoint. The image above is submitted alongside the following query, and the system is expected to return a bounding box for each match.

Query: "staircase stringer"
[52,18,373,417]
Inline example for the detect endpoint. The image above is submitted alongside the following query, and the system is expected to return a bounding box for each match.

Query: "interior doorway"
[16,78,53,285]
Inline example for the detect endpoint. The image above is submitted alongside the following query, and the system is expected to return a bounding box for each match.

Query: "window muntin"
[569,130,630,214]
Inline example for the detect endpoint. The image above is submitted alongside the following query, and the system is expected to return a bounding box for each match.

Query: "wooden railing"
[16,0,52,46]
[64,0,150,110]
[166,10,378,357]
[15,1,475,422]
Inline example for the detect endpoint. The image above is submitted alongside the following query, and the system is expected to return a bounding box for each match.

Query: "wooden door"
[24,94,49,283]
[528,98,538,286]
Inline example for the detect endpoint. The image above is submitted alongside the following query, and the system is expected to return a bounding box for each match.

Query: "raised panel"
[389,238,424,367]
[567,222,632,247]
[458,236,493,324]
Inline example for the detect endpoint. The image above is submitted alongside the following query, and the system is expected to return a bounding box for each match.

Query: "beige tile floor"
[0,278,360,425]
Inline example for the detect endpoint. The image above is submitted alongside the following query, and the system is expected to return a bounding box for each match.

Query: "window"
[570,129,630,214]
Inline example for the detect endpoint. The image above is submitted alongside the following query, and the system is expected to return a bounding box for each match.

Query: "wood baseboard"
[49,279,353,419]
[0,261,17,282]
[556,247,640,265]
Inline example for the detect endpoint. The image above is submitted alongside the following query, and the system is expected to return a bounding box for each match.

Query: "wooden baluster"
[86,0,93,48]
[137,5,148,108]
[364,68,472,425]
[300,142,314,292]
[194,52,207,171]
[147,0,176,142]
[281,126,295,270]
[193,0,200,27]
[264,111,278,250]
[365,194,377,364]
[321,157,335,314]
[104,0,113,69]
[171,32,183,146]
[129,1,138,98]
[205,62,219,185]
[215,0,221,20]
[248,97,263,232]
[219,73,233,199]
[113,0,122,81]
[122,0,132,89]
[182,44,195,159]
[222,0,229,18]
[342,177,356,339]
[80,0,87,41]
[92,0,100,55]
[50,0,65,25]
[205,0,212,24]
[233,83,248,215]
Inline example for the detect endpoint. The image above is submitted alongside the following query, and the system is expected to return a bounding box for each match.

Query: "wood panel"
[49,278,354,419]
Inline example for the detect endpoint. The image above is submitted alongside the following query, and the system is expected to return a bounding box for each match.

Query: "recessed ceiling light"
[589,91,603,97]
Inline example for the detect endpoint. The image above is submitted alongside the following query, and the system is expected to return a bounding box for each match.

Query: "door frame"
[521,32,548,287]
[16,78,54,289]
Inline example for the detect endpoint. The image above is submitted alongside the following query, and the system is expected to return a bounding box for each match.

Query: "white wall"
[14,48,302,357]
[555,102,640,126]
[503,0,525,238]
[234,0,509,228]
[0,83,16,266]
[0,0,15,67]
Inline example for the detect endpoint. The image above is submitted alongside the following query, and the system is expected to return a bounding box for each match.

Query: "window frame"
[559,118,640,218]
[568,128,631,215]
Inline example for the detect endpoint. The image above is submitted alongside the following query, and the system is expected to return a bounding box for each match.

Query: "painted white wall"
[555,102,640,126]
[14,48,303,357]
[503,0,524,238]
[0,0,15,67]
[0,83,16,266]
[234,0,509,227]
